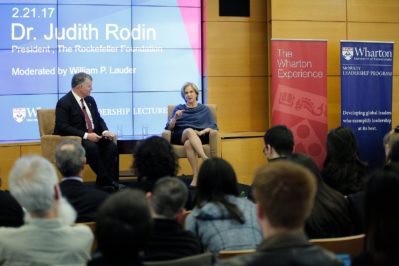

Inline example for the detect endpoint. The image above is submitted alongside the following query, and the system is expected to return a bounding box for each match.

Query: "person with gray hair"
[165,82,218,186]
[56,140,109,222]
[144,177,202,261]
[54,72,123,191]
[0,155,93,265]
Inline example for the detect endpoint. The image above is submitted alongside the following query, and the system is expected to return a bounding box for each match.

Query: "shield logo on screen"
[342,47,354,61]
[13,108,26,123]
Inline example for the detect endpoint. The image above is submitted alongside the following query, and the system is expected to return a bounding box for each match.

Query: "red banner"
[271,39,327,167]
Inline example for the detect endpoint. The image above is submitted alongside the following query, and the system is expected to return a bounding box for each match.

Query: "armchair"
[162,104,218,158]
[37,109,81,163]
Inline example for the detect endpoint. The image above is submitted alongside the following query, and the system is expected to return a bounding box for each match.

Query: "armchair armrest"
[209,129,218,157]
[40,135,82,163]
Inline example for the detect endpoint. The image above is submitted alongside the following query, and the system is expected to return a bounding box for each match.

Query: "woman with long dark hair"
[185,158,262,254]
[288,153,353,238]
[322,127,367,195]
[352,168,399,266]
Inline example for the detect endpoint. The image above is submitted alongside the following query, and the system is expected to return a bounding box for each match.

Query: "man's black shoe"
[112,181,126,191]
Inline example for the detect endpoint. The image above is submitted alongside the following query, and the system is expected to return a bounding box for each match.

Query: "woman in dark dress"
[165,82,217,186]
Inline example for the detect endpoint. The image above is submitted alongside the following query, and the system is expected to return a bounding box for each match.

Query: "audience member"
[322,127,367,195]
[144,177,202,261]
[218,161,343,266]
[55,140,109,222]
[288,153,353,238]
[0,155,93,265]
[132,136,178,193]
[88,189,152,266]
[383,125,399,163]
[0,169,23,227]
[352,168,399,266]
[263,125,294,161]
[185,158,262,254]
[54,72,122,191]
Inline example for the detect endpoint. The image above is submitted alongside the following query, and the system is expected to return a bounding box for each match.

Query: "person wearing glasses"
[263,125,294,161]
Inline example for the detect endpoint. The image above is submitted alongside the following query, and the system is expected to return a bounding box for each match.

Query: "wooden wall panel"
[204,0,267,22]
[220,134,265,185]
[20,145,41,156]
[347,22,399,75]
[0,146,20,190]
[205,22,267,77]
[271,0,346,22]
[327,76,342,129]
[207,77,268,132]
[271,21,346,76]
[348,0,399,22]
[393,76,399,127]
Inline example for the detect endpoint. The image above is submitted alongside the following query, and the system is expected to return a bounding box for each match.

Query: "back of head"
[253,161,316,230]
[55,140,85,177]
[389,139,399,163]
[96,189,152,262]
[9,155,58,216]
[325,127,359,164]
[264,125,294,156]
[133,136,178,181]
[197,157,239,204]
[151,177,188,219]
[365,169,399,264]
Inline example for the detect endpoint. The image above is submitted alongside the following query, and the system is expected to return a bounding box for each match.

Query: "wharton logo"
[12,107,41,123]
[13,108,26,123]
[342,47,354,61]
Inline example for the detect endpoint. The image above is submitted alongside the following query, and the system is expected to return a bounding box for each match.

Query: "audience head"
[133,136,178,182]
[9,155,76,224]
[263,125,294,160]
[324,126,360,164]
[364,168,399,264]
[55,140,86,177]
[288,153,321,181]
[180,82,199,101]
[150,177,188,219]
[71,72,92,89]
[384,127,399,162]
[96,189,152,263]
[197,157,239,204]
[323,127,367,195]
[253,161,316,233]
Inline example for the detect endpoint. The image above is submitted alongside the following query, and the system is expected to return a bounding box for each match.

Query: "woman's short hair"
[133,136,178,181]
[180,82,199,101]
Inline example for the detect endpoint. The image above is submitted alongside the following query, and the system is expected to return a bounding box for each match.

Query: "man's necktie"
[80,98,93,133]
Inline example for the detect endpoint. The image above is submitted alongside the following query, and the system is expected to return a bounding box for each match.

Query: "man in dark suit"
[144,177,202,261]
[55,140,109,222]
[0,172,23,227]
[54,72,121,189]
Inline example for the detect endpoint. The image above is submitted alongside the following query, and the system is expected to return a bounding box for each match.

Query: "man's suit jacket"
[0,190,23,227]
[54,91,108,137]
[60,179,109,222]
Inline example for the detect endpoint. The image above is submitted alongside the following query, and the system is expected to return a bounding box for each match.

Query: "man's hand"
[102,131,116,141]
[87,133,102,142]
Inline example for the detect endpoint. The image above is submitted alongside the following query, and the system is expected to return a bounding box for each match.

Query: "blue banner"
[341,41,394,168]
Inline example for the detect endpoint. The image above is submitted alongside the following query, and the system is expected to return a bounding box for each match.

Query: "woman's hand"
[197,128,211,136]
[174,110,184,120]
